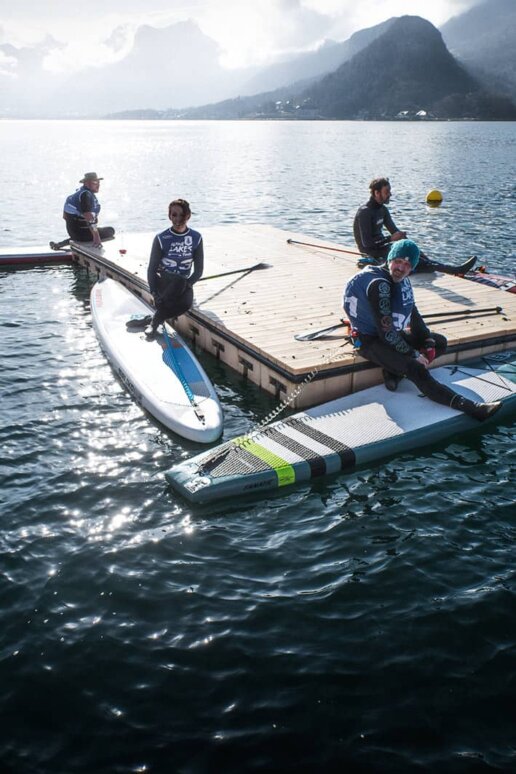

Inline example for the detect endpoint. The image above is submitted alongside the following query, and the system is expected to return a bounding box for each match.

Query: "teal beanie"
[387,239,420,270]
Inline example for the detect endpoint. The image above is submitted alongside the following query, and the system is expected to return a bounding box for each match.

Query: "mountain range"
[441,0,516,101]
[0,0,514,120]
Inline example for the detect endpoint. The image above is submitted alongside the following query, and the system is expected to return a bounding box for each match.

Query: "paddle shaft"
[296,306,503,341]
[199,263,269,281]
[161,326,205,422]
[422,306,502,319]
[287,238,365,257]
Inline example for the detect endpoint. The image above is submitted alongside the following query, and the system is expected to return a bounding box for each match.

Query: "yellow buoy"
[426,188,443,205]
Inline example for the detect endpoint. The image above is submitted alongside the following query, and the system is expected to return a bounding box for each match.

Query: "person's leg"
[146,277,192,338]
[98,226,115,242]
[49,238,71,250]
[430,332,447,359]
[359,338,501,420]
[414,252,477,276]
[65,217,93,242]
[402,330,447,360]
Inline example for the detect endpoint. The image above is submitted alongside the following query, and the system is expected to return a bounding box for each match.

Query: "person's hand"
[391,231,407,242]
[421,338,436,363]
[415,352,429,368]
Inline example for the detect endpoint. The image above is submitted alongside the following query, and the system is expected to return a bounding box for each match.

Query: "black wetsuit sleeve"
[383,207,399,237]
[188,239,204,285]
[79,190,95,216]
[366,278,418,357]
[147,237,162,294]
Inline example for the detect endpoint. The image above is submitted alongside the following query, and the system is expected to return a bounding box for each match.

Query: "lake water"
[1,120,515,773]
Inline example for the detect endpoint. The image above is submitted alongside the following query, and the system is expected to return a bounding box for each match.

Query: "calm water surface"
[1,121,515,772]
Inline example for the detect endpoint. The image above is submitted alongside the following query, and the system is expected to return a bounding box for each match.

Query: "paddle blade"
[294,322,346,341]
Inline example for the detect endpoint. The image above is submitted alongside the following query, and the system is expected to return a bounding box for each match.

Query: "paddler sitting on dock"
[343,239,501,421]
[50,172,115,251]
[144,198,204,341]
[353,177,477,276]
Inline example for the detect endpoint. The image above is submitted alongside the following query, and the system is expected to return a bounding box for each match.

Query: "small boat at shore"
[0,245,71,267]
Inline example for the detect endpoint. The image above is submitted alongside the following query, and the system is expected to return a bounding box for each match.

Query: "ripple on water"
[1,178,515,771]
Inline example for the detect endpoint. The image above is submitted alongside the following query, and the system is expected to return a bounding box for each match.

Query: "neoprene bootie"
[49,239,71,251]
[451,395,502,421]
[382,369,402,392]
[422,256,477,276]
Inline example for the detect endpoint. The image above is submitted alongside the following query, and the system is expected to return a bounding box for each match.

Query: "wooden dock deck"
[71,224,516,409]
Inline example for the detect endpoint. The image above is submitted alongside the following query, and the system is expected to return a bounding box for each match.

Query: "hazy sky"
[1,0,481,72]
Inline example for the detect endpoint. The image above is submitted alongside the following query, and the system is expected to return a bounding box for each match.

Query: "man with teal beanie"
[343,239,501,421]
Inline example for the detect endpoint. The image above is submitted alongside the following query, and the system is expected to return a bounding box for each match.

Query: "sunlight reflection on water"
[0,123,515,773]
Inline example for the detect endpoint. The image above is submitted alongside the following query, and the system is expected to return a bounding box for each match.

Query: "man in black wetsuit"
[353,177,477,276]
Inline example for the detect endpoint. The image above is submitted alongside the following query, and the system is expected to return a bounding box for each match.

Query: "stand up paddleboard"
[466,270,516,294]
[165,352,516,502]
[0,245,71,267]
[90,278,223,443]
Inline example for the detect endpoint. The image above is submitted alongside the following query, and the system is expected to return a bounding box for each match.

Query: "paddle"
[295,321,347,341]
[161,325,206,424]
[287,238,365,258]
[422,306,502,319]
[295,306,504,341]
[198,263,271,282]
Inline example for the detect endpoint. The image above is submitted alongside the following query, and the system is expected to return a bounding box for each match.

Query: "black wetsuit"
[352,197,476,276]
[353,198,398,261]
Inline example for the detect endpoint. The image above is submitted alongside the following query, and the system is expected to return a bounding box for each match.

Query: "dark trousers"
[65,216,115,243]
[359,331,463,408]
[152,274,193,329]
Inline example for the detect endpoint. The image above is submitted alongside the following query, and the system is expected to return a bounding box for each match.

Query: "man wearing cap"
[50,172,115,250]
[343,239,501,421]
[353,177,477,275]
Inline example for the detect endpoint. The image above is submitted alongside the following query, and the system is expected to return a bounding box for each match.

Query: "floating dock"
[0,244,71,267]
[69,225,516,409]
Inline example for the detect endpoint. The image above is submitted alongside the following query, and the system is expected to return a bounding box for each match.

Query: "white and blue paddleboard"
[165,352,516,502]
[90,278,223,443]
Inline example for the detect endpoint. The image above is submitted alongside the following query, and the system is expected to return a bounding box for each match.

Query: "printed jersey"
[153,227,202,278]
[63,186,100,219]
[147,227,204,295]
[343,265,414,336]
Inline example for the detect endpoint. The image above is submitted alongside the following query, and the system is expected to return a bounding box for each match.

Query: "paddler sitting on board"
[145,198,204,341]
[50,172,115,251]
[343,239,501,421]
[353,177,477,276]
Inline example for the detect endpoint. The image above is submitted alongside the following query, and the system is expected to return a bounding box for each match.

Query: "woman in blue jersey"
[343,239,501,421]
[145,198,204,339]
